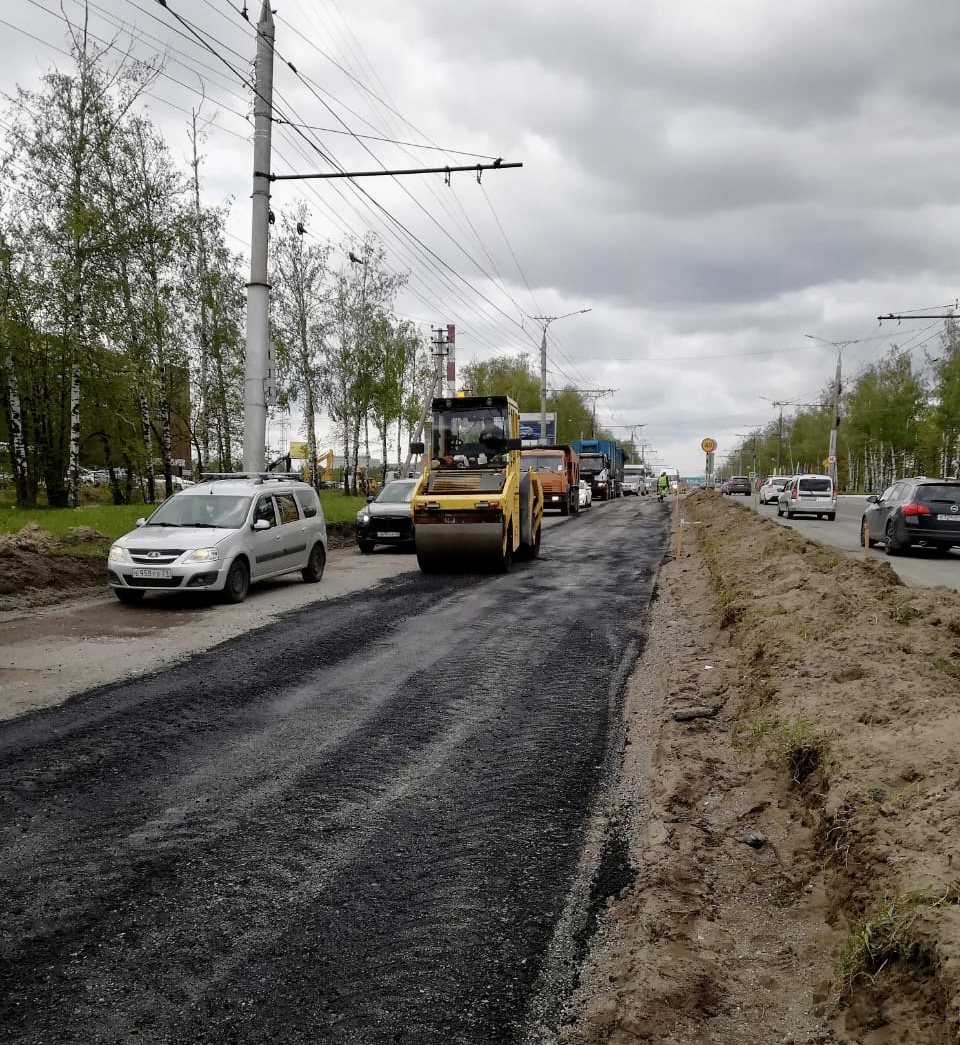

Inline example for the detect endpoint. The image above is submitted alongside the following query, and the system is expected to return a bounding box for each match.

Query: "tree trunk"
[138,389,156,502]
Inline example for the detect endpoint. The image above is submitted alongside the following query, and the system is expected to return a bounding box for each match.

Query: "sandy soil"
[4,499,960,1042]
[560,491,960,1044]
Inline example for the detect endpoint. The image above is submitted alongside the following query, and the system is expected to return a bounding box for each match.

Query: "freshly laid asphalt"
[0,496,668,1044]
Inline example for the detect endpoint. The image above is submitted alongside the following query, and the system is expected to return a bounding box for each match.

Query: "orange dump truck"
[520,444,579,516]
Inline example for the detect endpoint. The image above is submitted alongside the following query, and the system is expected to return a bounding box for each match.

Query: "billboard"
[518,413,557,445]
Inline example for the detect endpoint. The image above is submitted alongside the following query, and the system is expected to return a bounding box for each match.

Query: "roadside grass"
[0,488,368,551]
[834,888,957,1005]
[732,712,828,786]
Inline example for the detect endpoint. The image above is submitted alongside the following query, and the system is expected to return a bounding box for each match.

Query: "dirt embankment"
[563,491,960,1045]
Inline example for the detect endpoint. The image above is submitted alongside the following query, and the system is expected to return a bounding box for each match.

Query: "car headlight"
[357,511,370,526]
[184,547,219,563]
[109,545,130,563]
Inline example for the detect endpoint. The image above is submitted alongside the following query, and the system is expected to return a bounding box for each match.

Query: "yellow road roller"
[411,395,543,573]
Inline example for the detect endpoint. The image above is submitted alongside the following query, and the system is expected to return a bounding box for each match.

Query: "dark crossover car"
[724,476,753,496]
[355,478,419,552]
[861,477,960,556]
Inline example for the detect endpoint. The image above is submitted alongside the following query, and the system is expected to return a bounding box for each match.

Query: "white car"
[578,479,592,509]
[622,476,642,496]
[108,473,327,604]
[759,475,792,504]
[777,474,837,520]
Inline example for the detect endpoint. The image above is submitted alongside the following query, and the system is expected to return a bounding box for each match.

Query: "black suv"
[725,476,753,496]
[861,477,960,555]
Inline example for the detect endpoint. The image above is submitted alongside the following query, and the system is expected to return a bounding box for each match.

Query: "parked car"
[355,478,419,552]
[622,475,642,496]
[578,478,592,509]
[777,474,836,520]
[107,473,327,605]
[758,475,792,504]
[861,477,960,555]
[725,476,753,496]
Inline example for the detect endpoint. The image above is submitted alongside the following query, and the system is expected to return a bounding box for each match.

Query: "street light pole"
[534,309,592,445]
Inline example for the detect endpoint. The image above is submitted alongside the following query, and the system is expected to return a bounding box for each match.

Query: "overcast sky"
[5,0,960,473]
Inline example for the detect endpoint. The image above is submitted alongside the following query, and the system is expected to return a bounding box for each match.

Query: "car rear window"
[916,484,960,503]
[798,478,832,493]
[295,490,320,517]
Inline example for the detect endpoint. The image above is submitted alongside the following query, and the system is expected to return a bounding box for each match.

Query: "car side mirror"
[409,441,425,455]
[252,518,271,531]
[366,494,374,503]
[866,494,879,503]
[135,517,146,527]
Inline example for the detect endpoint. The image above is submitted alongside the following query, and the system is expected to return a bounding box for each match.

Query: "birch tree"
[320,234,405,493]
[3,8,158,506]
[270,204,330,489]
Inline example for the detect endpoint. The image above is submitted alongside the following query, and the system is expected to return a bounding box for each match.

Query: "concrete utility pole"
[533,309,591,444]
[243,0,275,472]
[400,325,452,479]
[760,396,788,473]
[804,334,863,488]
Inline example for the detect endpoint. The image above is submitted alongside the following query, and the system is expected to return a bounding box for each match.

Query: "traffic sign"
[701,437,717,453]
[828,454,837,464]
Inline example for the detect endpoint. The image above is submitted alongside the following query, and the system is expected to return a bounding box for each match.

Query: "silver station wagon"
[107,473,327,605]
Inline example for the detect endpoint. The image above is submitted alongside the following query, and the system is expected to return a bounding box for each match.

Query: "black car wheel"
[358,539,375,554]
[884,522,903,556]
[222,558,250,603]
[302,542,326,582]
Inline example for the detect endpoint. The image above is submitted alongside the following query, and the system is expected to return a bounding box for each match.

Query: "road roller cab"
[411,395,543,573]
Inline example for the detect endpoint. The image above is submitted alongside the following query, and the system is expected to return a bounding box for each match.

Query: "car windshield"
[798,478,832,494]
[579,454,605,473]
[376,481,415,503]
[431,406,510,469]
[147,493,251,528]
[523,455,564,471]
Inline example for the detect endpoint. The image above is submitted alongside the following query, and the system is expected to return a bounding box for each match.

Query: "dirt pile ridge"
[561,490,960,1044]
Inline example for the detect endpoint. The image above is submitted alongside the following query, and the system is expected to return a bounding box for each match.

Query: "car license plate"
[937,514,957,522]
[379,531,400,538]
[131,568,171,579]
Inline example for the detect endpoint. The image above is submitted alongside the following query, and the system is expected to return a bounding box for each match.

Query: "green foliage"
[460,354,541,408]
[727,322,960,490]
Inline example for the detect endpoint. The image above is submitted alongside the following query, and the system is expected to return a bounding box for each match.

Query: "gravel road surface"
[0,499,667,1044]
